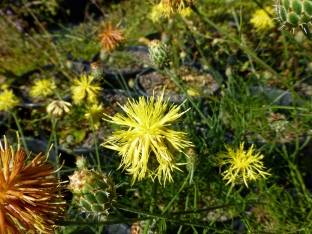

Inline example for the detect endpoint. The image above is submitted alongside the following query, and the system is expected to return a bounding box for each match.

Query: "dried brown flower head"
[0,134,67,233]
[97,21,126,52]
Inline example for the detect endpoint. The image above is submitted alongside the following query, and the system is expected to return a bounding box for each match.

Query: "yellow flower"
[0,134,66,233]
[150,0,194,21]
[46,100,72,117]
[70,75,102,104]
[250,7,275,32]
[101,92,194,186]
[0,89,19,111]
[0,84,8,90]
[84,102,104,130]
[97,21,126,52]
[29,79,56,98]
[150,3,166,22]
[180,6,192,17]
[215,142,271,188]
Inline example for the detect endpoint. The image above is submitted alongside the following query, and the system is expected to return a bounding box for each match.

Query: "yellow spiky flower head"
[215,142,271,188]
[0,89,19,111]
[0,134,66,233]
[250,7,275,32]
[101,92,194,186]
[29,79,56,98]
[150,0,195,21]
[70,75,102,104]
[84,102,104,130]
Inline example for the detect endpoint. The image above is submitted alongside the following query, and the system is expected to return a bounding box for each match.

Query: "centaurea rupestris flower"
[0,134,66,233]
[29,78,56,98]
[101,92,194,186]
[0,89,19,111]
[84,102,104,130]
[150,0,195,21]
[70,74,102,104]
[46,100,72,117]
[215,142,271,188]
[97,21,126,52]
[250,7,275,32]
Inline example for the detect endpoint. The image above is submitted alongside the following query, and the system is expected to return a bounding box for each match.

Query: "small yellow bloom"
[180,6,192,17]
[70,75,102,104]
[150,0,194,21]
[215,142,271,188]
[101,92,194,186]
[84,103,104,130]
[29,79,56,98]
[250,7,275,32]
[0,134,66,233]
[0,89,19,111]
[46,100,72,117]
[0,83,8,90]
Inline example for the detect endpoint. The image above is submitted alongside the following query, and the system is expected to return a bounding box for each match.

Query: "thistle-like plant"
[0,134,66,233]
[215,142,271,188]
[101,91,194,186]
[97,21,126,53]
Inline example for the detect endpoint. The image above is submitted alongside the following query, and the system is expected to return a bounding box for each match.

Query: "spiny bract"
[275,0,312,31]
[68,169,117,216]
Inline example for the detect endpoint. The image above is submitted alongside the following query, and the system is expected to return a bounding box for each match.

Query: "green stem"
[176,14,222,91]
[143,180,158,234]
[88,104,101,169]
[51,117,60,179]
[290,162,312,203]
[162,172,191,214]
[226,183,235,200]
[12,111,29,155]
[114,203,265,233]
[164,67,212,128]
[177,170,194,234]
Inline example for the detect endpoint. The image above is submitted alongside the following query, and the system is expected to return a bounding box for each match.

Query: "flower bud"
[186,147,198,172]
[68,169,117,216]
[91,62,105,80]
[46,100,72,117]
[75,156,89,169]
[276,0,312,31]
[149,39,171,69]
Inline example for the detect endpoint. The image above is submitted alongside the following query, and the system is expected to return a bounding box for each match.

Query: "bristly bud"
[68,168,117,216]
[128,78,135,89]
[100,49,110,61]
[91,62,105,80]
[186,147,198,172]
[66,60,74,70]
[75,156,89,169]
[275,0,312,41]
[149,39,171,69]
